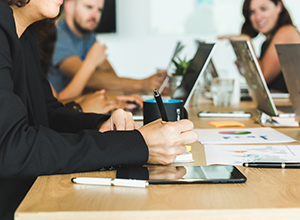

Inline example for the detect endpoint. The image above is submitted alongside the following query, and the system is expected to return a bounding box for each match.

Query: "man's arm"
[59,55,166,93]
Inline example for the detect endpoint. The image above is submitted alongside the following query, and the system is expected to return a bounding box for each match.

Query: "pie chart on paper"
[219,131,252,135]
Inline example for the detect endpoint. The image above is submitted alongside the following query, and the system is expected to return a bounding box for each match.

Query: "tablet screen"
[116,166,246,184]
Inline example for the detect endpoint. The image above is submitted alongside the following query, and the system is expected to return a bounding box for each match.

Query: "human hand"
[99,109,140,132]
[148,166,187,180]
[78,90,118,114]
[218,34,251,41]
[142,70,168,93]
[85,41,107,70]
[106,93,143,108]
[138,119,198,165]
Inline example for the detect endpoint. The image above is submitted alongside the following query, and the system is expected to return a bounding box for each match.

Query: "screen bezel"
[116,166,247,184]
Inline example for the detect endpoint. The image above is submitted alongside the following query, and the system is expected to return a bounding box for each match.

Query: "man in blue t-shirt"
[49,0,166,95]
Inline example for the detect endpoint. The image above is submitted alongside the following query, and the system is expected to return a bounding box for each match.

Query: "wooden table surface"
[15,98,300,220]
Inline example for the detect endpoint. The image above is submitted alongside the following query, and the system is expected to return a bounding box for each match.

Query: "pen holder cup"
[143,99,188,125]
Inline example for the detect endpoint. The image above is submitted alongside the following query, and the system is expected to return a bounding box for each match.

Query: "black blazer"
[0,1,148,179]
[0,3,148,219]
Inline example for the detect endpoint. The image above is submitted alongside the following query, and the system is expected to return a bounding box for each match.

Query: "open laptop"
[275,44,300,124]
[230,40,294,118]
[158,41,184,94]
[131,42,184,120]
[132,42,216,120]
[172,42,216,108]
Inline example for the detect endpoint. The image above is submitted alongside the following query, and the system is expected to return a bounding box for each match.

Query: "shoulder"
[57,21,72,39]
[272,25,300,43]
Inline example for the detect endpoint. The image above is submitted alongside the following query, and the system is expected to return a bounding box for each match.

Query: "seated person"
[0,1,198,219]
[37,17,143,114]
[48,0,167,95]
[219,0,300,93]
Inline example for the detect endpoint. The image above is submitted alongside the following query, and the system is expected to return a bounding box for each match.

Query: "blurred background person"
[48,0,167,97]
[37,16,143,114]
[219,0,300,93]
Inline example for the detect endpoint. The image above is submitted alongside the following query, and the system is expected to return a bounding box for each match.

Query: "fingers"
[156,69,167,76]
[111,109,136,131]
[118,95,143,107]
[99,89,106,94]
[140,119,198,165]
[172,119,194,132]
[180,130,199,145]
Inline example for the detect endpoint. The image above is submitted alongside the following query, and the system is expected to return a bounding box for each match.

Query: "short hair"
[3,0,30,7]
[241,0,293,38]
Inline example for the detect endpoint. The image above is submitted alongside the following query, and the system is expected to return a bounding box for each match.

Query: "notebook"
[230,40,294,117]
[275,43,300,125]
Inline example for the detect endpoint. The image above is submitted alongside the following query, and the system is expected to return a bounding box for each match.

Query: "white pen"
[71,177,149,188]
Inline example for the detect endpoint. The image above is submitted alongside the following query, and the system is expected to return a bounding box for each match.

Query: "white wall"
[96,0,300,83]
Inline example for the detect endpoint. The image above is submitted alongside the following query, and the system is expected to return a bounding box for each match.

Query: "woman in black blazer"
[0,0,198,219]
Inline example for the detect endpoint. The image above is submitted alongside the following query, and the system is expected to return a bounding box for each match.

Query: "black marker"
[243,162,300,169]
[153,89,168,122]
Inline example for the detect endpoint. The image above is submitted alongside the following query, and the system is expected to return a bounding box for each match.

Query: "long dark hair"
[35,18,58,74]
[3,0,30,7]
[35,5,63,74]
[241,0,293,38]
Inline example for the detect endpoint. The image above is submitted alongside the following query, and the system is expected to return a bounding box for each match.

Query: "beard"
[73,18,97,35]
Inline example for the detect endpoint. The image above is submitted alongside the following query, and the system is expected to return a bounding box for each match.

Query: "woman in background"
[220,0,300,93]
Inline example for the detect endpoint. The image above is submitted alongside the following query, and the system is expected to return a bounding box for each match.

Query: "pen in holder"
[143,90,188,125]
[153,89,169,122]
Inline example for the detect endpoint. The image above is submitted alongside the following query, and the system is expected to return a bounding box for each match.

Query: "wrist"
[65,101,83,112]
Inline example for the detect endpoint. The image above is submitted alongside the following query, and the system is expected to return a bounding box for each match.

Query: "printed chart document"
[204,145,300,166]
[195,127,297,144]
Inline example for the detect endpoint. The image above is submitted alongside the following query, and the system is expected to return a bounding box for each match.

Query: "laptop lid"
[275,44,300,123]
[172,43,216,108]
[158,41,184,94]
[230,40,278,116]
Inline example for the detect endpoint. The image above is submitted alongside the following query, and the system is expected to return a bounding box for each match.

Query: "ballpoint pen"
[71,177,149,188]
[243,162,300,168]
[153,89,169,122]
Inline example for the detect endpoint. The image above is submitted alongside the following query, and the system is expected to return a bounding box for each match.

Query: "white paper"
[196,127,297,144]
[174,150,194,163]
[271,116,298,127]
[204,145,300,166]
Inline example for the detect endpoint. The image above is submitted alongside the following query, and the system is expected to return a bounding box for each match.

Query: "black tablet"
[116,165,246,184]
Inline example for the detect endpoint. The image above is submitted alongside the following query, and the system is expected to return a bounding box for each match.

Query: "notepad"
[174,149,194,163]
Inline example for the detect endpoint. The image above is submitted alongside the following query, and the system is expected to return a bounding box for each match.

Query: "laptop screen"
[276,44,300,124]
[172,43,216,108]
[158,41,184,94]
[230,40,278,116]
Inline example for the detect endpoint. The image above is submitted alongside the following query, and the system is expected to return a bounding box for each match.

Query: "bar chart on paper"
[195,127,297,144]
[204,145,300,166]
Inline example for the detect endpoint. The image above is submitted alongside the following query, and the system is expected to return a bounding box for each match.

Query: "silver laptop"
[158,41,184,94]
[275,44,300,124]
[230,40,294,117]
[131,42,184,120]
[132,42,216,120]
[172,42,216,108]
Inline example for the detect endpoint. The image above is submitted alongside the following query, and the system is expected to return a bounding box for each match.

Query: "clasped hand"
[99,109,198,165]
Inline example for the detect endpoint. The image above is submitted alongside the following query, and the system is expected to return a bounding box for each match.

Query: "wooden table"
[15,99,300,220]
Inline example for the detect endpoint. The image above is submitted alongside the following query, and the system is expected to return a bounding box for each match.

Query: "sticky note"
[209,121,245,128]
[185,145,192,152]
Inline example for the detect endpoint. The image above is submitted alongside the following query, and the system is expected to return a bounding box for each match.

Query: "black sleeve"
[0,28,149,180]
